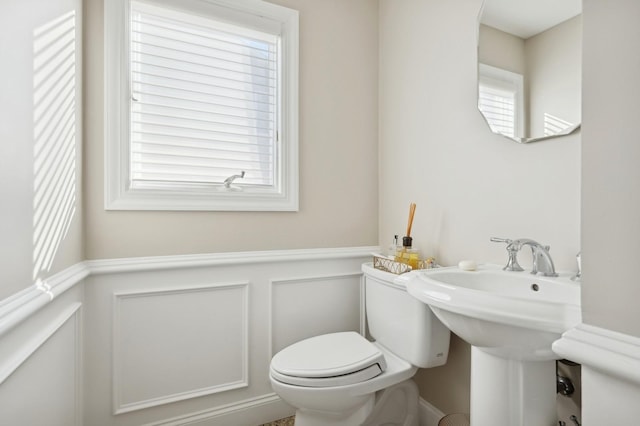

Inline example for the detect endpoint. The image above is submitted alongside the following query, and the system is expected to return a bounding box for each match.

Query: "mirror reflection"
[478,0,582,143]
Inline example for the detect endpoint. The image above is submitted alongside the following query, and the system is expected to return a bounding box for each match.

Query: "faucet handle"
[571,251,582,281]
[490,237,512,244]
[490,237,525,272]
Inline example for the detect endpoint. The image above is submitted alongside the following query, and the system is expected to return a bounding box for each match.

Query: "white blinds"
[478,82,516,138]
[129,1,279,188]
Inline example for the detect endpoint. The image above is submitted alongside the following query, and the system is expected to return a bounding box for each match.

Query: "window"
[105,0,298,211]
[478,64,524,139]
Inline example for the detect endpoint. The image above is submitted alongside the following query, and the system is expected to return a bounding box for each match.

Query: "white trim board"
[0,263,89,338]
[86,246,379,274]
[0,302,82,385]
[143,393,293,426]
[419,397,446,426]
[553,323,640,385]
[0,246,378,338]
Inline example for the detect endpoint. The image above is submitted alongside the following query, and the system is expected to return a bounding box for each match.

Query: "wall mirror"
[477,0,582,143]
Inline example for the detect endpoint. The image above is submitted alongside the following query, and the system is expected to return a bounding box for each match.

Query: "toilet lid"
[270,332,387,387]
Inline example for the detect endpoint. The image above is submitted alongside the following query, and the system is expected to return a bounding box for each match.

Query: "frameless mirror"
[478,0,582,143]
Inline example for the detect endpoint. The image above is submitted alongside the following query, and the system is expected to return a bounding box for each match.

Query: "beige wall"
[0,0,84,300]
[582,0,640,338]
[478,24,525,75]
[379,0,580,414]
[526,16,582,137]
[83,0,379,259]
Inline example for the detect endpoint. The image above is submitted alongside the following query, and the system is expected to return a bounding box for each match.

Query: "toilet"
[269,263,451,426]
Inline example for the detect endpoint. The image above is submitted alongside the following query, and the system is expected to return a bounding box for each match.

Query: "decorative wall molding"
[553,323,640,385]
[0,263,89,337]
[269,272,364,357]
[0,246,376,425]
[86,246,378,275]
[0,247,377,338]
[112,282,250,414]
[0,302,81,385]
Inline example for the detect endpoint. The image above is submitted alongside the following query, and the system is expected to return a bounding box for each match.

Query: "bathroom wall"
[526,16,582,138]
[0,0,84,301]
[83,0,379,260]
[555,1,640,412]
[581,0,640,340]
[478,24,525,75]
[378,0,581,415]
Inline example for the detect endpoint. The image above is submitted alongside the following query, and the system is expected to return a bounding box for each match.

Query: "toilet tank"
[363,263,450,368]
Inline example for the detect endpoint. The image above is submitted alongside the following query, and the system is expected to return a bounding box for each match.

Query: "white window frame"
[478,63,524,139]
[105,0,299,211]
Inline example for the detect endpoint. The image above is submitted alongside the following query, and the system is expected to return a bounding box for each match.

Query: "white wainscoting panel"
[82,247,375,425]
[113,282,249,414]
[270,272,363,355]
[0,302,82,426]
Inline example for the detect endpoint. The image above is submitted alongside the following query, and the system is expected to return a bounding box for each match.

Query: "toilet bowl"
[269,264,451,426]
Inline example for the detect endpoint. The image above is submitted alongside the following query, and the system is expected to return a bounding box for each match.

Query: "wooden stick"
[406,203,416,237]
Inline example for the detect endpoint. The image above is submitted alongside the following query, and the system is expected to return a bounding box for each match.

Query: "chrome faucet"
[491,237,558,277]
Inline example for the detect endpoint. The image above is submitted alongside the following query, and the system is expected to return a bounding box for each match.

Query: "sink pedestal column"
[470,348,557,426]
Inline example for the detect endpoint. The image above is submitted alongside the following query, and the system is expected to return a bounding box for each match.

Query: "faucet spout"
[511,239,558,277]
[491,237,558,277]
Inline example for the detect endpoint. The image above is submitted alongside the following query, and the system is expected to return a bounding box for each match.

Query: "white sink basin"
[403,264,581,425]
[403,264,581,360]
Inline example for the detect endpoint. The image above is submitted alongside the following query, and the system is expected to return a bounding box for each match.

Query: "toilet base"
[291,380,419,426]
[294,395,375,426]
[362,379,419,426]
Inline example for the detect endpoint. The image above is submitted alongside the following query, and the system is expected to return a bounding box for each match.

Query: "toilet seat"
[270,332,387,388]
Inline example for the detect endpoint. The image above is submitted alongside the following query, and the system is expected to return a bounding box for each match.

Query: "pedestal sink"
[401,264,581,426]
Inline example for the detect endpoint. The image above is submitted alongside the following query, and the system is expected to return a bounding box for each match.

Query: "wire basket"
[372,255,437,275]
[372,255,412,275]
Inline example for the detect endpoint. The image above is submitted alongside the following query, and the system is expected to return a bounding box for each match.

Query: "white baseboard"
[419,397,445,426]
[144,393,294,426]
[152,394,445,426]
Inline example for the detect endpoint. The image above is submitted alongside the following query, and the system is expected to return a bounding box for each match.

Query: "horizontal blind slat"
[131,122,272,145]
[134,104,273,131]
[131,134,273,151]
[131,9,275,55]
[132,81,274,111]
[132,73,275,106]
[131,27,276,68]
[134,93,274,121]
[132,109,273,134]
[134,89,275,117]
[132,57,275,90]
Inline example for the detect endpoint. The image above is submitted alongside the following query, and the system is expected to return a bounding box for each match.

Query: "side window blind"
[478,79,516,138]
[130,1,278,188]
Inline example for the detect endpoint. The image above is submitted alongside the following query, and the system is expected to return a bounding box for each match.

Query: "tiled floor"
[260,416,295,426]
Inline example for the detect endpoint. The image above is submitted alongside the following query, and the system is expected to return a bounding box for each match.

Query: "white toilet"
[269,263,451,426]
